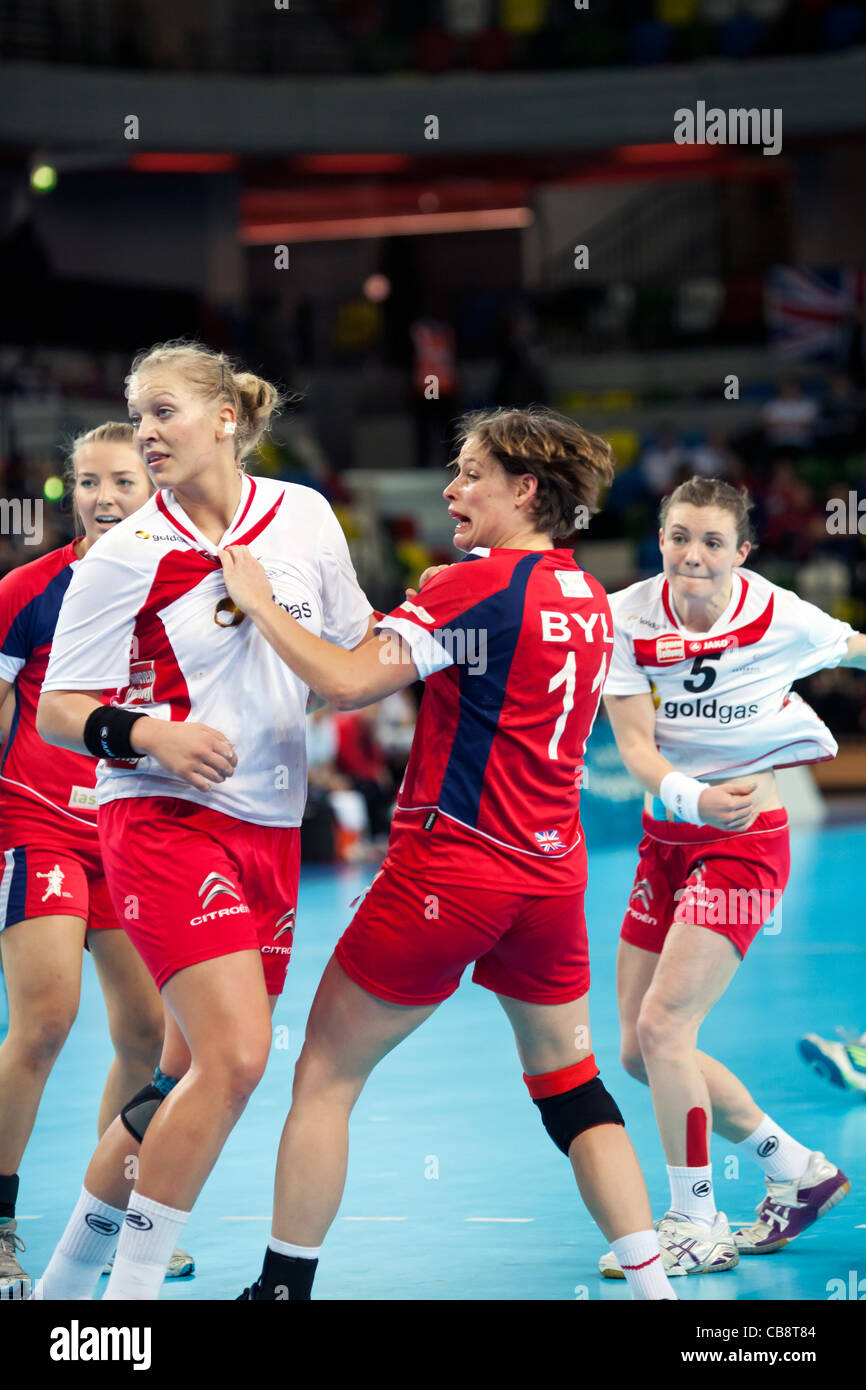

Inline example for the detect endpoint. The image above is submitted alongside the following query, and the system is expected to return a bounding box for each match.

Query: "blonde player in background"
[0,425,191,1297]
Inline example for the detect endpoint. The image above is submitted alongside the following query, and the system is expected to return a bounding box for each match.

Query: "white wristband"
[659,770,706,825]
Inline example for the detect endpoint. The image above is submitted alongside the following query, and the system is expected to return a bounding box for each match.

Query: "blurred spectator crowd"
[3,0,865,74]
[3,345,866,858]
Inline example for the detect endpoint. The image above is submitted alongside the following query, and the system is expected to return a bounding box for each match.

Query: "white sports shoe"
[733,1151,850,1254]
[798,1034,866,1095]
[599,1211,739,1278]
[102,1246,195,1278]
[0,1219,30,1300]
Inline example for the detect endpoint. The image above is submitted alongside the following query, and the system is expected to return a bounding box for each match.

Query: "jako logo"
[124,1210,153,1232]
[758,1136,778,1158]
[692,1181,712,1197]
[50,1320,151,1371]
[84,1213,119,1236]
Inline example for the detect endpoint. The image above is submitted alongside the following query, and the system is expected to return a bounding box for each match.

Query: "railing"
[543,181,720,288]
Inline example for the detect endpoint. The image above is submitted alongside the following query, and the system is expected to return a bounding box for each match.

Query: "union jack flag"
[534,829,565,853]
[765,267,866,360]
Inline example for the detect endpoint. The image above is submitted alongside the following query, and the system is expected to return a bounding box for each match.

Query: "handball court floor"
[4,822,865,1302]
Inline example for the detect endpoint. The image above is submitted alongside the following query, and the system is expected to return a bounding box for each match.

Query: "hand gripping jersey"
[605,568,854,779]
[42,475,372,827]
[0,541,106,840]
[376,547,614,893]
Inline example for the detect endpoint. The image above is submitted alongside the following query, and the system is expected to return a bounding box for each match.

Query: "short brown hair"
[62,421,145,531]
[452,406,616,540]
[659,476,755,548]
[125,339,285,467]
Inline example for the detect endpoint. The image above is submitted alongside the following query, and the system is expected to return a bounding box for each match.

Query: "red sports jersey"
[0,541,107,845]
[376,547,614,893]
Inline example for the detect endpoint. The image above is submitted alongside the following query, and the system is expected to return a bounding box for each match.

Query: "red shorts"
[620,811,790,960]
[0,842,118,934]
[335,864,589,1006]
[98,797,301,993]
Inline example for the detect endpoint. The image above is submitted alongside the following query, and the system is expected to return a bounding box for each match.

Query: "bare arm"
[839,633,866,670]
[37,690,237,793]
[604,690,758,831]
[306,614,379,714]
[0,678,13,744]
[220,547,419,710]
[241,603,417,711]
[36,689,104,754]
[603,690,671,797]
[356,613,379,647]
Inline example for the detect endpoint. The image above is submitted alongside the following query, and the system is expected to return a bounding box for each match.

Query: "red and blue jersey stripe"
[378,546,614,893]
[0,542,103,836]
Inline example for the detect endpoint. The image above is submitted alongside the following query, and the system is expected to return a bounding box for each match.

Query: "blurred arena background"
[1,0,866,856]
[1,4,866,1309]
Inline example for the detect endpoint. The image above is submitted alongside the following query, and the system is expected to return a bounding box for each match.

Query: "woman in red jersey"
[0,424,168,1298]
[222,407,677,1302]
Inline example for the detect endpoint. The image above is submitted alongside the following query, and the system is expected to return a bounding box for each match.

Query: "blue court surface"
[5,822,865,1301]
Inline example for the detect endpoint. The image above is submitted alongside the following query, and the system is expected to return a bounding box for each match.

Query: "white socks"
[736,1114,812,1183]
[611,1230,676,1300]
[40,1187,126,1300]
[667,1163,716,1226]
[102,1193,190,1301]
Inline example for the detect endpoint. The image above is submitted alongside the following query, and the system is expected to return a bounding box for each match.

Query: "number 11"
[548,650,609,760]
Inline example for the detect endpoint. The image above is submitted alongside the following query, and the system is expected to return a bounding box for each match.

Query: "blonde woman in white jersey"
[598,475,866,1279]
[33,341,374,1301]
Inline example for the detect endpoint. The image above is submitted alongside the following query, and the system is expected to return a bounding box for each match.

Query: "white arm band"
[659,770,706,826]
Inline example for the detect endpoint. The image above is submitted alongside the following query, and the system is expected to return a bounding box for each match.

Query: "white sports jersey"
[604,568,854,779]
[42,474,372,826]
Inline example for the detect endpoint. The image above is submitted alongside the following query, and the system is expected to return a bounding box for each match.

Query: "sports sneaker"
[0,1219,31,1299]
[733,1151,850,1254]
[798,1034,866,1095]
[599,1211,739,1278]
[102,1246,195,1278]
[167,1248,195,1279]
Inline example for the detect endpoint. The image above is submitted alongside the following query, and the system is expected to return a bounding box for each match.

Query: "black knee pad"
[533,1075,624,1156]
[120,1069,177,1143]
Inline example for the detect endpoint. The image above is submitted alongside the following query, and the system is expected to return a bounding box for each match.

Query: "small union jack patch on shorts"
[534,829,565,853]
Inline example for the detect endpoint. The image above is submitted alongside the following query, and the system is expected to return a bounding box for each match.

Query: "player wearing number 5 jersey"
[599,476,866,1280]
[222,407,677,1302]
